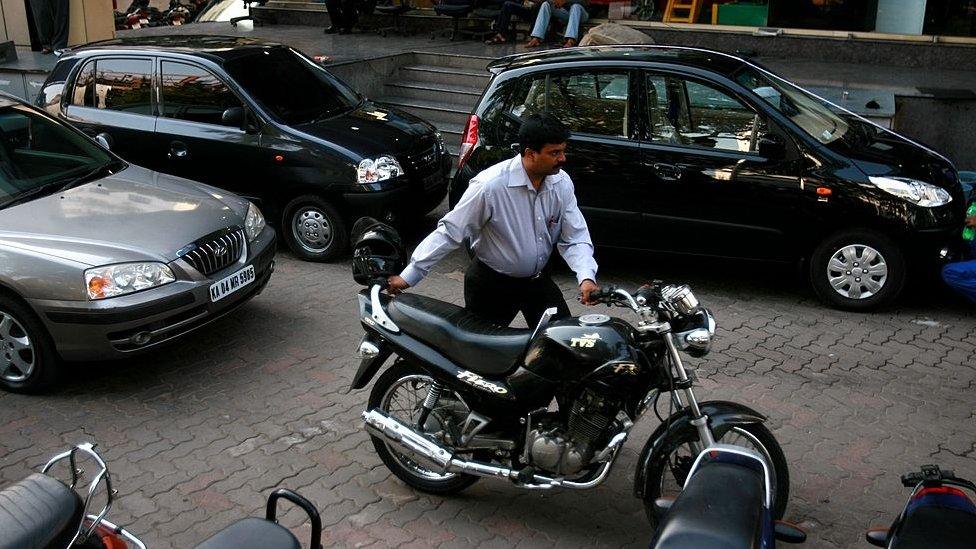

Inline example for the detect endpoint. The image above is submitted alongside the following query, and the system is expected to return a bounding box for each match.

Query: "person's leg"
[519,276,571,329]
[324,0,346,32]
[27,0,53,51]
[341,0,358,29]
[529,1,552,41]
[499,2,532,35]
[942,260,976,304]
[49,0,69,51]
[563,3,588,41]
[464,262,521,326]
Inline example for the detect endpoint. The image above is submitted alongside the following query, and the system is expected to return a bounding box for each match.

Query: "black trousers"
[28,0,69,50]
[494,1,537,35]
[463,260,570,328]
[324,0,358,29]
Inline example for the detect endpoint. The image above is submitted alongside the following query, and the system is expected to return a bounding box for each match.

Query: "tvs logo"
[570,332,601,348]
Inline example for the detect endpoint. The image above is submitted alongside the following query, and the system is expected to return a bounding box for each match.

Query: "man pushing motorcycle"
[387,113,600,326]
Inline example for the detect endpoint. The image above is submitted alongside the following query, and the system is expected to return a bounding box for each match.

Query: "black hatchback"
[38,36,451,261]
[452,46,966,310]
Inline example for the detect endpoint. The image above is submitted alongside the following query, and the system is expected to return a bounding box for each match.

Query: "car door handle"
[168,141,190,160]
[647,163,683,181]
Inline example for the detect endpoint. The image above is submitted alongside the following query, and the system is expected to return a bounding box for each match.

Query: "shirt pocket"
[546,214,562,242]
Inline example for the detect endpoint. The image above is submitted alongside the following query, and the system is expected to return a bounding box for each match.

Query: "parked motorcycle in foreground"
[650,444,806,548]
[0,442,323,549]
[350,221,790,523]
[865,465,976,549]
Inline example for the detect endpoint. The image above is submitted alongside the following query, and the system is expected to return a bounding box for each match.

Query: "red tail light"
[457,114,479,170]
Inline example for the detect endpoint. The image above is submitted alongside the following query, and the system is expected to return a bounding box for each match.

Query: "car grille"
[401,137,441,178]
[181,228,246,276]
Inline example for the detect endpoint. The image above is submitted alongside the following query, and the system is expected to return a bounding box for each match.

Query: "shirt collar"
[507,156,551,192]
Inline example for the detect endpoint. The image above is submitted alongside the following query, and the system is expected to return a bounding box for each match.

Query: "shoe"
[324,26,339,34]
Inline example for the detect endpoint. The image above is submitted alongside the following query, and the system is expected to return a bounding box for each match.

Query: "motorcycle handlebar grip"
[266,488,323,549]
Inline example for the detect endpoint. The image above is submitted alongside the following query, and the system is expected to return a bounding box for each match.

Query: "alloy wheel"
[0,311,34,383]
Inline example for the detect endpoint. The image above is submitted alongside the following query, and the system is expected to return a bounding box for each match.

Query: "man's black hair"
[518,114,570,155]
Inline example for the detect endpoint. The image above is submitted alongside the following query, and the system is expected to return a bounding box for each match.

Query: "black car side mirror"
[222,107,245,128]
[757,135,786,159]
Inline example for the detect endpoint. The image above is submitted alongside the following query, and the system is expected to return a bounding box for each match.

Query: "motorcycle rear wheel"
[643,423,790,529]
[368,361,480,494]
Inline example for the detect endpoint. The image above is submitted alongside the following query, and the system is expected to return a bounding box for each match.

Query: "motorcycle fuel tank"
[523,314,636,382]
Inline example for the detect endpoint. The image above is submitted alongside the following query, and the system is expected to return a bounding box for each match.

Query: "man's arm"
[395,181,490,290]
[556,179,599,291]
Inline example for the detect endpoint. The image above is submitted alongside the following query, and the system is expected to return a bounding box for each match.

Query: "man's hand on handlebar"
[579,279,600,305]
[387,275,410,295]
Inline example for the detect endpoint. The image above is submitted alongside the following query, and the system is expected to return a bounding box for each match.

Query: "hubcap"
[827,244,888,300]
[0,311,34,382]
[291,207,333,253]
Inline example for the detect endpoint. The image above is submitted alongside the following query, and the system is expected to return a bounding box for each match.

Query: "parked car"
[38,36,450,261]
[451,46,966,310]
[0,93,276,392]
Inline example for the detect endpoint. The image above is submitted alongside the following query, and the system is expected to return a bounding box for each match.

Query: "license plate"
[209,265,255,302]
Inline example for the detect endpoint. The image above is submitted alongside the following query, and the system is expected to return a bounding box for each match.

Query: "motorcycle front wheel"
[642,423,790,528]
[367,361,480,494]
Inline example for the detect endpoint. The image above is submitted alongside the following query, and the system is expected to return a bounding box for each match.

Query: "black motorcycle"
[865,465,976,549]
[0,442,323,549]
[350,221,790,523]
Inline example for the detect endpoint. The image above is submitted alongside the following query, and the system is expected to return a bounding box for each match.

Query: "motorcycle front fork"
[664,333,715,453]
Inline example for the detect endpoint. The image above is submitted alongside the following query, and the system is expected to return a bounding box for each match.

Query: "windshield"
[224,48,361,125]
[0,106,115,209]
[733,65,850,145]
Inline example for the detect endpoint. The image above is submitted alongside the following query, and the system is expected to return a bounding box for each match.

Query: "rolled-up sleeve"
[556,179,598,286]
[400,181,490,286]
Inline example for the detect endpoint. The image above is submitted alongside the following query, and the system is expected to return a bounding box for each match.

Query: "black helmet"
[351,217,406,286]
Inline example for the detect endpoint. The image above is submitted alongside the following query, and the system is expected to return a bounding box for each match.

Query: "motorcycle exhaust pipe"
[363,409,621,488]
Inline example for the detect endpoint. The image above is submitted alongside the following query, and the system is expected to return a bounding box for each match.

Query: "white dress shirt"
[400,155,598,286]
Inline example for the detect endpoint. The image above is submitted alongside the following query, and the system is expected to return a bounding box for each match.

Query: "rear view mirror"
[757,135,786,159]
[94,132,113,151]
[221,107,244,128]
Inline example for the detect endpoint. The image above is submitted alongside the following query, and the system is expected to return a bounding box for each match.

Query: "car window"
[647,73,765,153]
[73,58,153,115]
[0,106,113,208]
[507,72,630,138]
[160,61,242,126]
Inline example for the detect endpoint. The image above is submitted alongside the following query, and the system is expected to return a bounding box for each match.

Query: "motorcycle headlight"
[868,176,952,207]
[85,262,175,300]
[245,201,266,242]
[357,155,403,185]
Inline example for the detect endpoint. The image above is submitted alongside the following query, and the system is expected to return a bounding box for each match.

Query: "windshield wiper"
[0,161,118,211]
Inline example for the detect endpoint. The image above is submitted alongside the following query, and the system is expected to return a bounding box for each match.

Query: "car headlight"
[868,176,953,207]
[85,262,175,300]
[245,201,266,242]
[357,155,403,184]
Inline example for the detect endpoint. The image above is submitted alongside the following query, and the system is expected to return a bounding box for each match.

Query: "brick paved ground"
[1,208,974,548]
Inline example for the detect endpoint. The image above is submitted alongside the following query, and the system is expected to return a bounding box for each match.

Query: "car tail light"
[457,114,479,170]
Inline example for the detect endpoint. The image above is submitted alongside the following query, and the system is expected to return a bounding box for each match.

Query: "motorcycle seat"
[650,461,764,549]
[387,293,531,377]
[195,517,300,549]
[890,505,976,549]
[0,473,84,549]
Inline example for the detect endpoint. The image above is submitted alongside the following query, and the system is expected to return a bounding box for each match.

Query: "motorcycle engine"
[526,389,619,476]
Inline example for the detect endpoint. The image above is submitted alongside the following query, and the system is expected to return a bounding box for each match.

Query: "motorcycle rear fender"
[633,400,767,500]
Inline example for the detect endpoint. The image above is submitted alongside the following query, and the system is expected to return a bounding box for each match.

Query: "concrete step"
[384,80,484,103]
[411,52,493,73]
[398,64,491,88]
[376,95,472,127]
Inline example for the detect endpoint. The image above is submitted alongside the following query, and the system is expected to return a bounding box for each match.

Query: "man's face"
[525,142,567,176]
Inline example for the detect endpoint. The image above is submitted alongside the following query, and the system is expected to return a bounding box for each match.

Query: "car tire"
[281,195,348,262]
[809,229,906,311]
[0,293,60,393]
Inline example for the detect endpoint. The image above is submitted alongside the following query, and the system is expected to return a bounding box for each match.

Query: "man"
[484,0,540,45]
[524,0,589,49]
[942,212,976,304]
[387,114,599,328]
[28,0,69,54]
[324,0,358,34]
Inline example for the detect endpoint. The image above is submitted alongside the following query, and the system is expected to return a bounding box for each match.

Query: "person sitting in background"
[942,210,976,304]
[484,0,541,45]
[525,0,589,48]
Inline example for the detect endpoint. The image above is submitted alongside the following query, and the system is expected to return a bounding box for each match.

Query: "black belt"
[472,259,548,282]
